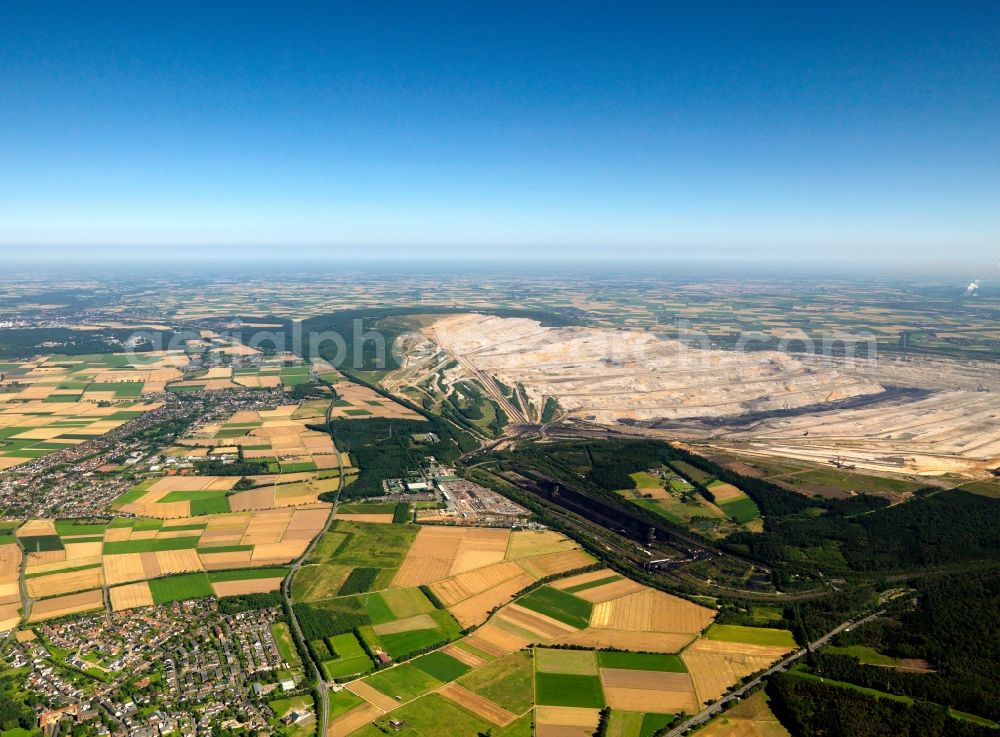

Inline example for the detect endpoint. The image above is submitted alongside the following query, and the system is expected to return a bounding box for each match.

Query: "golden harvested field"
[346,681,402,712]
[694,692,792,737]
[437,683,517,726]
[0,602,22,631]
[442,643,487,668]
[438,574,539,627]
[551,629,696,653]
[600,668,698,712]
[25,567,103,597]
[110,581,154,611]
[117,476,241,518]
[25,555,101,577]
[227,486,277,511]
[373,613,438,636]
[683,639,794,705]
[240,510,293,544]
[229,479,334,511]
[155,549,203,575]
[102,553,148,585]
[463,622,531,657]
[200,550,253,570]
[535,706,601,737]
[210,577,284,597]
[573,578,646,604]
[708,483,745,502]
[328,702,383,737]
[64,541,103,559]
[590,588,715,634]
[431,560,528,606]
[550,568,617,590]
[28,589,104,622]
[391,526,511,588]
[326,381,422,420]
[0,387,161,468]
[17,519,57,537]
[103,526,133,542]
[518,549,595,578]
[0,543,22,630]
[0,544,21,580]
[26,550,65,566]
[507,530,580,558]
[251,540,310,565]
[495,603,578,639]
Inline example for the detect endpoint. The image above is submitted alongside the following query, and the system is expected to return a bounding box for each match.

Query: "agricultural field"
[616,468,726,527]
[0,537,23,630]
[692,691,791,737]
[324,521,797,737]
[114,473,342,518]
[323,377,422,420]
[0,353,165,467]
[10,508,327,620]
[163,403,349,474]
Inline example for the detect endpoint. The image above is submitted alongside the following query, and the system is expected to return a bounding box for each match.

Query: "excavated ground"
[426,314,1000,478]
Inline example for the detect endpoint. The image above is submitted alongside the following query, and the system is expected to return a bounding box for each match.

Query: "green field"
[208,567,289,582]
[628,471,664,489]
[362,662,442,702]
[457,651,534,714]
[293,563,353,603]
[322,633,374,679]
[158,489,231,515]
[563,574,622,593]
[376,609,463,659]
[717,495,761,523]
[410,651,471,682]
[111,479,157,507]
[348,693,494,737]
[293,520,418,604]
[368,588,436,620]
[667,460,714,485]
[329,689,365,718]
[534,672,606,708]
[596,651,687,672]
[53,519,109,536]
[18,535,63,552]
[305,521,417,569]
[824,644,898,666]
[640,713,674,737]
[705,624,797,648]
[535,648,597,675]
[271,622,303,671]
[516,586,592,629]
[148,573,214,604]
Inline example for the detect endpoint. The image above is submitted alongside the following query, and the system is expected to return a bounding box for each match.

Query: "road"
[663,609,885,737]
[282,394,345,737]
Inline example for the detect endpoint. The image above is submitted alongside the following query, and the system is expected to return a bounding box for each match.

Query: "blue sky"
[1,1,998,266]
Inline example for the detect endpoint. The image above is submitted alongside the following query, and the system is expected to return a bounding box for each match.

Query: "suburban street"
[664,609,885,736]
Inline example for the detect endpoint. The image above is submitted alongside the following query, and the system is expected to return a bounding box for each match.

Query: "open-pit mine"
[412,313,1000,478]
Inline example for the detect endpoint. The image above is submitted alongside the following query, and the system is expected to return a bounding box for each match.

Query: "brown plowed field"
[437,683,517,726]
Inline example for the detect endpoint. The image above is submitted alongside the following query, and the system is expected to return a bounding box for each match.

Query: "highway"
[663,609,885,737]
[282,394,344,737]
